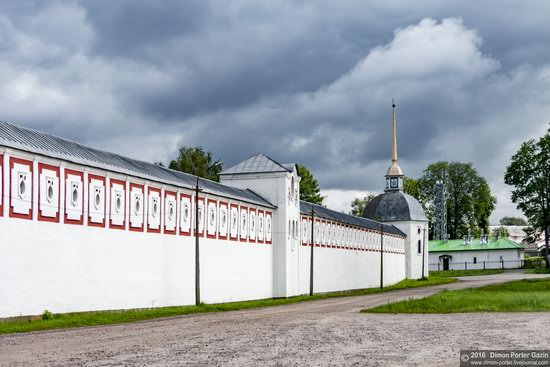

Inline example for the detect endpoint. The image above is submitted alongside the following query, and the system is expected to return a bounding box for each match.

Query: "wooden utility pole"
[309,207,315,296]
[195,175,201,306]
[194,160,222,306]
[380,224,384,289]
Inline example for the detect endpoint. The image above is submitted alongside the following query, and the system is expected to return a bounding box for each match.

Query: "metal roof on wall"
[221,153,294,175]
[300,201,405,236]
[0,121,275,208]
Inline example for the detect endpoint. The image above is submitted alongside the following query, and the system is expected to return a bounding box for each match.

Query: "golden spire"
[386,98,403,177]
[392,98,397,163]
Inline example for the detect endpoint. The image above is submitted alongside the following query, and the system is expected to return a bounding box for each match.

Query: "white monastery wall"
[1,146,409,318]
[0,148,275,318]
[298,216,406,294]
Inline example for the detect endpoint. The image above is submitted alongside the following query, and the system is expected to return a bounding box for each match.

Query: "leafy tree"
[505,128,550,267]
[492,226,509,239]
[298,165,325,205]
[403,176,423,202]
[350,194,376,216]
[417,161,496,239]
[499,216,528,226]
[169,146,222,182]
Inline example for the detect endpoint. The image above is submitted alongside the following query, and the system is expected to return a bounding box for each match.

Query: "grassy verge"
[363,278,550,314]
[0,277,455,335]
[429,269,503,277]
[524,268,550,274]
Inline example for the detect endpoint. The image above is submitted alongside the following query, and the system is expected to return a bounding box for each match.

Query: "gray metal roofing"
[300,201,405,236]
[221,153,293,175]
[0,121,275,208]
[363,191,427,222]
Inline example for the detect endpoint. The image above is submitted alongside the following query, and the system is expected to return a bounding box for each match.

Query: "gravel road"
[1,271,549,367]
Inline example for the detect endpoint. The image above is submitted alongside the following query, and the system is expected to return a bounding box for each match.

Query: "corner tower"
[363,100,429,279]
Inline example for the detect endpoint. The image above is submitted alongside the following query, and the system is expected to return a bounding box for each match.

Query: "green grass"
[363,278,550,314]
[524,268,550,274]
[0,277,455,335]
[429,269,504,277]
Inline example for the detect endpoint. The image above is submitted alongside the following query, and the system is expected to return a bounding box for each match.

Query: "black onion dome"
[363,191,427,222]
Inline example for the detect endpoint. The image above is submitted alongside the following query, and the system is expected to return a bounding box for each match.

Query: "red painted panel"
[64,169,84,225]
[249,208,256,243]
[37,163,60,223]
[179,193,192,236]
[265,211,272,245]
[229,203,239,241]
[192,196,205,237]
[218,200,228,240]
[257,209,264,244]
[164,190,177,235]
[9,157,33,220]
[109,178,126,230]
[129,183,144,232]
[88,174,106,227]
[206,198,217,239]
[239,205,248,243]
[147,186,161,233]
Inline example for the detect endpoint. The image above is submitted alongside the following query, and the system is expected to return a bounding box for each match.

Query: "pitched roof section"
[429,238,523,252]
[221,153,293,175]
[300,201,405,237]
[0,121,274,208]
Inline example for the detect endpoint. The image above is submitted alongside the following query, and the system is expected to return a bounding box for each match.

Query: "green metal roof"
[429,238,522,252]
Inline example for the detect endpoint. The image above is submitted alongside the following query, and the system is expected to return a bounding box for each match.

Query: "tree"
[349,194,376,216]
[499,216,528,226]
[297,165,325,205]
[505,128,550,268]
[417,161,496,239]
[169,146,222,182]
[403,176,423,202]
[492,226,509,239]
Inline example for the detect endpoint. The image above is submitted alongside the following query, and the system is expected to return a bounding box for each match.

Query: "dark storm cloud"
[1,0,550,220]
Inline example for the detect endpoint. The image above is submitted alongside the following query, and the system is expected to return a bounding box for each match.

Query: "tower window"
[417,240,422,254]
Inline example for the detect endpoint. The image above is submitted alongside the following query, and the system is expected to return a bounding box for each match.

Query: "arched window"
[418,239,422,254]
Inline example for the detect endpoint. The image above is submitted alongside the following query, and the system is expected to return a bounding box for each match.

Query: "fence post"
[465,261,467,270]
[438,263,440,271]
[483,261,486,270]
[501,259,504,269]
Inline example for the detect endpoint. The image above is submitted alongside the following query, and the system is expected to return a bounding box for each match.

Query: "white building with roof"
[0,103,425,318]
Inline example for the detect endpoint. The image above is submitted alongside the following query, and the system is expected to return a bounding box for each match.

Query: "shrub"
[42,310,53,320]
[524,256,545,269]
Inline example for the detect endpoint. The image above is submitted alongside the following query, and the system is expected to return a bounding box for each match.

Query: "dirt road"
[1,271,549,366]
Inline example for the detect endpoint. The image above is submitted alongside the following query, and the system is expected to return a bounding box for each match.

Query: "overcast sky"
[1,1,549,222]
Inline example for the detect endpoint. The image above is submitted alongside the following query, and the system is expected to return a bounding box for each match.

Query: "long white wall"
[297,215,406,293]
[298,246,405,294]
[1,146,409,318]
